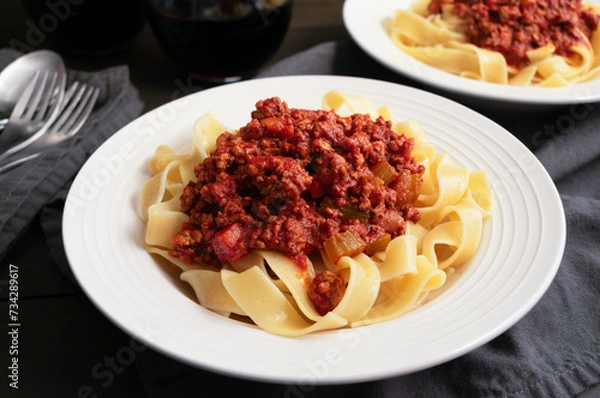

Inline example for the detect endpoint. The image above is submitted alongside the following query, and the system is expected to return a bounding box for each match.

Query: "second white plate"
[343,0,600,105]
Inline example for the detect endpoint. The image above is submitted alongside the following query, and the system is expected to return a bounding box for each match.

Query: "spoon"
[0,50,66,128]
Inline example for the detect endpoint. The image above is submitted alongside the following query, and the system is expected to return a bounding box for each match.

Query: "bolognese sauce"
[170,97,423,283]
[428,0,600,67]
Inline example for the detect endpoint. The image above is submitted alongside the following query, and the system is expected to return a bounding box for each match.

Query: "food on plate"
[386,0,600,86]
[140,92,493,336]
[171,96,423,268]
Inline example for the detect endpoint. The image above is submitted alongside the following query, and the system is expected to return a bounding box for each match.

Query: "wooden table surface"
[0,1,347,396]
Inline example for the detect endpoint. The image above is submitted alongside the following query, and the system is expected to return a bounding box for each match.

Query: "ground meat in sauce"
[308,271,347,315]
[428,0,600,67]
[169,97,424,269]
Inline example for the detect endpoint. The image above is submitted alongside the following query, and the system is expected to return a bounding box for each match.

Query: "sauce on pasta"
[427,0,600,67]
[170,97,424,271]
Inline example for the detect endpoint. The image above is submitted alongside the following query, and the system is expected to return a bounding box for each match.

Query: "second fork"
[0,81,99,174]
[0,70,66,161]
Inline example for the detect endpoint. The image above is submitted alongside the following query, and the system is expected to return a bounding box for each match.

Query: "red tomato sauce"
[428,0,600,67]
[169,98,424,268]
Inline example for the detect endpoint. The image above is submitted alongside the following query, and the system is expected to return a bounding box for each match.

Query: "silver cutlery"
[0,50,66,127]
[0,69,66,161]
[0,81,99,174]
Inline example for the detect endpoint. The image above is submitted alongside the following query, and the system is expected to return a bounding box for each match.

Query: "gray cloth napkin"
[0,48,144,268]
[131,41,600,398]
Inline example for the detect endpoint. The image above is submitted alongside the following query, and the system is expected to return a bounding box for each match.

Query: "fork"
[0,70,66,161]
[0,81,99,174]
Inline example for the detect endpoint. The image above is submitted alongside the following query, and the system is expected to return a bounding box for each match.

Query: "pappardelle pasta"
[140,92,493,336]
[386,0,600,86]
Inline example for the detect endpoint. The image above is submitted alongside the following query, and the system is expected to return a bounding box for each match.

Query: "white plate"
[343,0,600,105]
[63,76,565,384]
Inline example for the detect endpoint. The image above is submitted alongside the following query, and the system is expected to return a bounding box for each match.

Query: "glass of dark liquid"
[144,0,293,83]
[21,0,145,56]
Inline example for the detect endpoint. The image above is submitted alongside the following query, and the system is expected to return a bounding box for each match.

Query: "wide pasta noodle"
[386,0,600,86]
[140,92,493,336]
